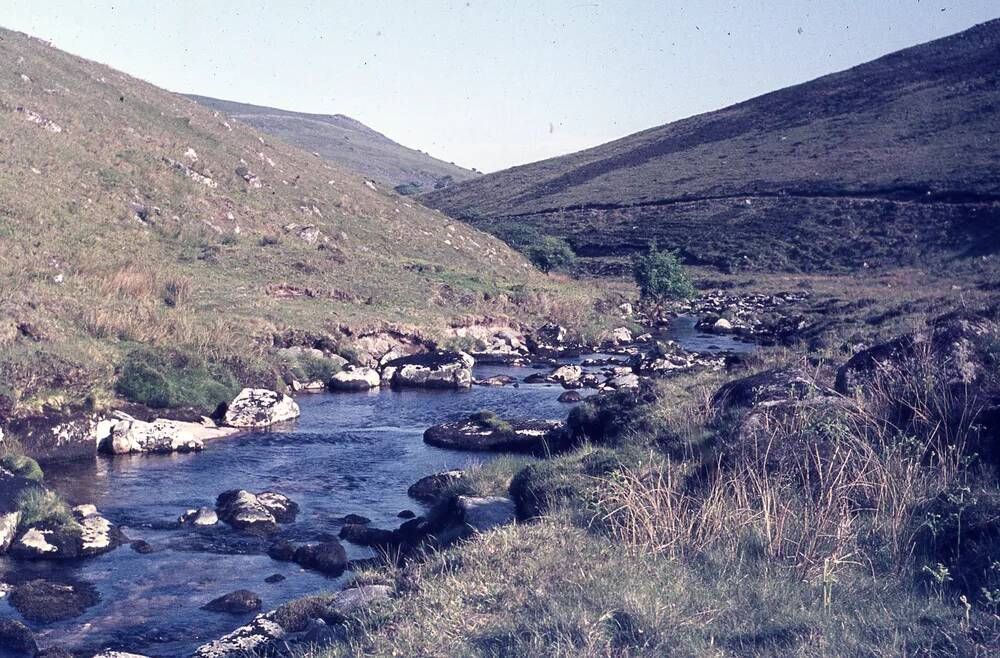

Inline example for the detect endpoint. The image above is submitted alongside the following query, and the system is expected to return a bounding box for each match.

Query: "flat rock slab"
[424,418,566,454]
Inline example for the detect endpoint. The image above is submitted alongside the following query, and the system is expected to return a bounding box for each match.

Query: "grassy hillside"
[186,94,478,192]
[423,19,1000,274]
[0,28,604,414]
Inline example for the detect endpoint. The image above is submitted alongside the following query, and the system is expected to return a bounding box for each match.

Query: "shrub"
[115,347,240,411]
[2,453,43,481]
[526,236,576,273]
[394,182,422,196]
[632,242,696,302]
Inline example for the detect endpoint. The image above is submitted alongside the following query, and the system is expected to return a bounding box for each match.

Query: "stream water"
[0,321,752,657]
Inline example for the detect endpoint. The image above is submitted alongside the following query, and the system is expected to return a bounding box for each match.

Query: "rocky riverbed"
[0,313,758,657]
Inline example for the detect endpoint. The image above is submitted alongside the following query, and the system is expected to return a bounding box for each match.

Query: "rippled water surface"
[0,321,751,657]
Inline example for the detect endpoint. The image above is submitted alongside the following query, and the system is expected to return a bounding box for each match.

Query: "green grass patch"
[16,489,78,530]
[115,346,240,411]
[1,453,43,481]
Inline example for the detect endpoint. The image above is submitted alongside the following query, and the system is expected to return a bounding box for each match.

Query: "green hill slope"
[186,94,478,192]
[0,28,592,413]
[423,19,1000,273]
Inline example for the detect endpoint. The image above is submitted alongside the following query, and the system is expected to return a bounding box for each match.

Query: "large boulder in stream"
[328,367,380,391]
[10,504,123,560]
[383,351,474,389]
[216,490,298,535]
[202,589,262,614]
[223,388,300,428]
[408,470,466,503]
[292,541,348,576]
[423,412,568,454]
[102,417,204,454]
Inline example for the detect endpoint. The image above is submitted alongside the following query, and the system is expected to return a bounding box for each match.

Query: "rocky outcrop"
[836,311,999,394]
[8,578,101,622]
[527,322,573,357]
[408,470,465,503]
[328,367,380,391]
[194,586,392,658]
[10,504,122,560]
[216,490,298,535]
[223,389,300,428]
[202,589,262,614]
[5,411,103,463]
[424,414,567,454]
[712,368,826,411]
[383,351,474,389]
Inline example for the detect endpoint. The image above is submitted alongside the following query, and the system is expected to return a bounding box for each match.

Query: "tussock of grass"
[1,453,43,481]
[115,346,239,411]
[16,489,77,530]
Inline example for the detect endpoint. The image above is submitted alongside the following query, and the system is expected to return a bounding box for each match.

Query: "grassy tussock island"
[301,334,999,657]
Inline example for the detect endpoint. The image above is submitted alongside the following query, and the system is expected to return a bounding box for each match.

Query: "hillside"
[187,94,478,192]
[423,19,1000,273]
[0,28,594,413]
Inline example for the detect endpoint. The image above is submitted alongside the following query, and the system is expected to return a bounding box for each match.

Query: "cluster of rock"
[215,489,299,535]
[193,585,392,658]
[330,350,474,391]
[661,290,810,342]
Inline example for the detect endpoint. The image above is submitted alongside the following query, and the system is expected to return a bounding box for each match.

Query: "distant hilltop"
[187,94,479,193]
[423,19,1000,274]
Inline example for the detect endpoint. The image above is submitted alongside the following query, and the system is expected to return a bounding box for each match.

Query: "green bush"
[289,352,342,383]
[632,241,696,302]
[394,182,422,196]
[115,347,240,412]
[2,453,43,481]
[526,236,576,273]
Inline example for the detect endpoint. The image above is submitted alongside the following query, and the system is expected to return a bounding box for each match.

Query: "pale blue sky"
[2,1,998,172]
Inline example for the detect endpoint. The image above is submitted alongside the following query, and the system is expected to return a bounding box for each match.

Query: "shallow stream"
[0,320,752,657]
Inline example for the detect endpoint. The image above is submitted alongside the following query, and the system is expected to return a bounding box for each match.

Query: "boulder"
[216,490,298,535]
[0,618,37,655]
[527,322,569,356]
[178,506,219,526]
[711,368,824,411]
[5,411,102,463]
[8,578,100,622]
[474,374,518,387]
[547,365,582,385]
[338,524,396,548]
[558,391,583,403]
[223,389,300,428]
[328,367,380,391]
[337,513,371,525]
[609,326,633,345]
[103,417,204,454]
[836,311,999,394]
[202,589,262,614]
[10,504,122,560]
[193,612,287,658]
[423,415,568,454]
[325,585,391,616]
[130,540,154,554]
[608,374,641,390]
[91,653,149,658]
[407,470,465,503]
[293,541,348,576]
[457,496,516,533]
[384,351,474,389]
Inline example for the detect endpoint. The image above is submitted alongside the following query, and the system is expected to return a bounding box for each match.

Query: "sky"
[2,1,998,172]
